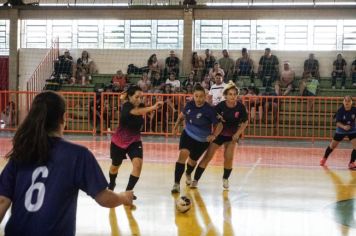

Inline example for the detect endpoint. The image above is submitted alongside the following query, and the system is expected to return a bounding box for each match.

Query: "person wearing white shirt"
[165,72,181,92]
[208,72,226,106]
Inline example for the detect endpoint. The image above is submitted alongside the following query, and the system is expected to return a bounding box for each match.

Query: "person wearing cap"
[274,61,295,96]
[332,53,347,89]
[258,48,279,88]
[208,72,226,106]
[188,81,248,190]
[164,50,180,78]
[218,49,235,83]
[235,48,255,85]
[303,53,320,80]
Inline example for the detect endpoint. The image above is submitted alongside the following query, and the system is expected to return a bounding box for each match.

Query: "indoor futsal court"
[1,134,355,236]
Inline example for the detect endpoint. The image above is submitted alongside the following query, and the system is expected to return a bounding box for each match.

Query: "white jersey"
[209,83,226,106]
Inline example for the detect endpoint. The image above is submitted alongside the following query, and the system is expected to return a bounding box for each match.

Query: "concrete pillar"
[182,8,193,76]
[8,9,19,91]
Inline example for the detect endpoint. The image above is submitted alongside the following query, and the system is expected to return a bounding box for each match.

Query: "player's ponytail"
[6,91,66,165]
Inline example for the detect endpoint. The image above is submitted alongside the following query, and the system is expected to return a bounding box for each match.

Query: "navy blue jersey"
[0,137,108,236]
[335,106,356,134]
[215,101,248,137]
[183,101,219,142]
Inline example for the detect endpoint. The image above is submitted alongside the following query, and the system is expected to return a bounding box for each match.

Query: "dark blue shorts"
[179,130,209,161]
[333,132,356,141]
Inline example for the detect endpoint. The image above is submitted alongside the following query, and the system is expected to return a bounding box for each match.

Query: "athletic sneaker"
[185,173,192,185]
[320,158,327,166]
[171,183,180,194]
[223,179,229,190]
[190,180,198,188]
[348,162,356,170]
[108,182,116,191]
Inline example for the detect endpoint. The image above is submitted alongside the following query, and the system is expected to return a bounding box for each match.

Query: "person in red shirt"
[112,70,127,92]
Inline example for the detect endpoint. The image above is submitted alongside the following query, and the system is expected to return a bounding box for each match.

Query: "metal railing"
[26,38,59,92]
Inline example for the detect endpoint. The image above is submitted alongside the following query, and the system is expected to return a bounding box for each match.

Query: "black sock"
[126,175,139,191]
[109,172,117,184]
[223,168,233,179]
[324,146,333,159]
[185,164,196,176]
[174,162,185,183]
[350,149,356,163]
[193,166,206,181]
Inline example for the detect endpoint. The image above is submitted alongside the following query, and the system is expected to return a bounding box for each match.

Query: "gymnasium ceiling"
[1,0,356,6]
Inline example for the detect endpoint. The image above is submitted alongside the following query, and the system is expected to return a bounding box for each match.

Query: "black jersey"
[215,101,248,137]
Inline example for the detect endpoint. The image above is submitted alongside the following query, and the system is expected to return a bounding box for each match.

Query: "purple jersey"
[215,101,248,137]
[335,106,356,134]
[183,101,219,142]
[0,137,108,236]
[112,102,144,149]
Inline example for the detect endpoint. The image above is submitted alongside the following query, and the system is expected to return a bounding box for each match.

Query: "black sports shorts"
[110,141,143,166]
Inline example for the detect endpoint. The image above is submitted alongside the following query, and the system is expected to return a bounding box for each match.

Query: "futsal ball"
[176,195,192,213]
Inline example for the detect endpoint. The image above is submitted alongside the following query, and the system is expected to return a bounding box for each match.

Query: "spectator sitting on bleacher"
[53,49,74,83]
[331,53,347,90]
[204,49,216,75]
[258,48,279,88]
[183,83,194,94]
[137,72,151,92]
[275,61,295,96]
[165,72,180,93]
[200,73,214,93]
[351,58,356,87]
[111,70,127,92]
[245,86,263,122]
[151,72,164,93]
[164,50,180,78]
[299,73,320,111]
[303,53,320,80]
[209,62,225,80]
[208,72,226,106]
[192,52,205,81]
[235,48,255,85]
[218,49,235,83]
[76,50,97,85]
[148,54,161,78]
[182,71,196,88]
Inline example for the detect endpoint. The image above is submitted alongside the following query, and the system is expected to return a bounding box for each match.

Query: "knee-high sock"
[185,164,196,176]
[350,149,356,163]
[174,162,185,184]
[193,166,206,181]
[126,175,139,191]
[109,172,117,184]
[223,168,233,180]
[324,146,333,159]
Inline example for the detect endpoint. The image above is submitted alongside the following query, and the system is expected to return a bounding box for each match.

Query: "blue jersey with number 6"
[0,137,108,236]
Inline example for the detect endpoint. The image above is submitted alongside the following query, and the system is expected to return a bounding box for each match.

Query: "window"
[194,19,356,51]
[0,20,9,55]
[22,19,183,49]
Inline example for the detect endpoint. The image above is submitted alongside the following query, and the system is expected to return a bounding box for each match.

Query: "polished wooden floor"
[0,135,356,236]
